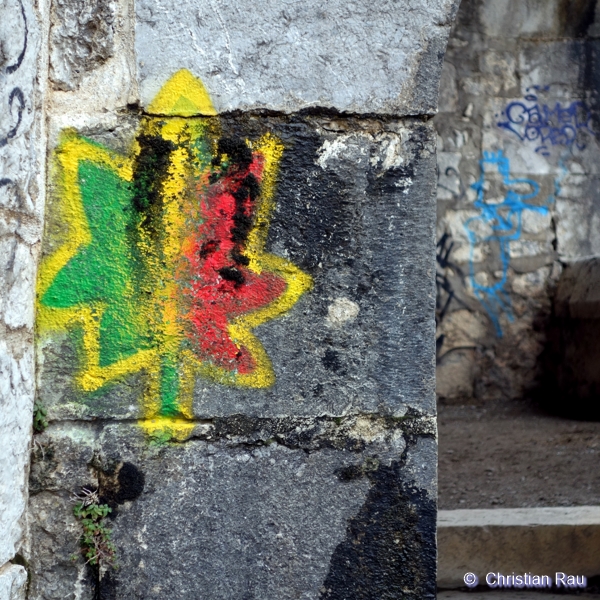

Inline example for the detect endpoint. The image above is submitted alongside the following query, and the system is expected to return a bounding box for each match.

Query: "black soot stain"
[97,570,117,600]
[322,349,343,373]
[100,461,145,513]
[320,459,436,599]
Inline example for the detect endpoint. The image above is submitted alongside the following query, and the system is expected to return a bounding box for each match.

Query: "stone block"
[27,420,436,599]
[511,266,551,298]
[49,0,116,90]
[0,564,27,600]
[479,0,571,39]
[555,199,593,260]
[37,114,437,426]
[436,350,476,401]
[135,0,459,115]
[438,507,600,589]
[519,41,591,95]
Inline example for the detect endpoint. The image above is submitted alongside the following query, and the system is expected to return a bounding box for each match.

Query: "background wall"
[435,0,600,405]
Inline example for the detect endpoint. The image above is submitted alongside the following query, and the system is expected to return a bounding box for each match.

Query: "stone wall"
[0,1,459,598]
[0,0,45,595]
[435,0,600,405]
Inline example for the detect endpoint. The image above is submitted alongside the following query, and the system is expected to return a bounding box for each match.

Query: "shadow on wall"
[533,12,600,423]
[536,258,600,421]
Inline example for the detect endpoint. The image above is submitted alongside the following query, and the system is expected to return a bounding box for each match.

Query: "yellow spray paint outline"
[37,132,159,392]
[37,70,313,440]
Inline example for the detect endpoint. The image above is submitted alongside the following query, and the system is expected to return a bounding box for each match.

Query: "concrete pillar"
[1,0,458,597]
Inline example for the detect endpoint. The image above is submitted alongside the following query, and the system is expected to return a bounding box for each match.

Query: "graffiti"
[464,150,548,336]
[37,70,313,439]
[0,0,28,148]
[436,233,462,358]
[0,88,26,149]
[436,233,465,326]
[435,233,473,362]
[437,164,467,202]
[497,90,595,156]
[4,0,28,74]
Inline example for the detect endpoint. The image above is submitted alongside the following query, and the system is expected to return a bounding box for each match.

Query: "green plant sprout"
[72,487,117,569]
[33,401,48,433]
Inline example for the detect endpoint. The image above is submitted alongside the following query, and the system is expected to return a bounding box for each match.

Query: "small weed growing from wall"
[72,487,117,570]
[33,401,48,433]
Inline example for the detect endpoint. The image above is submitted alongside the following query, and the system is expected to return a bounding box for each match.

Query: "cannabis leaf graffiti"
[37,72,312,439]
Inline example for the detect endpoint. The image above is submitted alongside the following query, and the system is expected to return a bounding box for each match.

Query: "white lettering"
[577,575,587,587]
[486,572,571,590]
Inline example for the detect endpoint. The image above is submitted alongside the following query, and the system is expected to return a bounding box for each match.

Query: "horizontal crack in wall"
[121,103,435,123]
[36,411,436,452]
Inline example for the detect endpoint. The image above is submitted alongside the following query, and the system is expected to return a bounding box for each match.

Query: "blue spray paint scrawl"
[497,91,595,156]
[465,150,549,336]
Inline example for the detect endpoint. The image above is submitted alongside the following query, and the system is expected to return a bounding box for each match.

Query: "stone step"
[438,507,600,591]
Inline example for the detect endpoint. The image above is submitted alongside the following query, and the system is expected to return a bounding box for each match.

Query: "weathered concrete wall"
[435,0,600,405]
[1,0,459,597]
[0,0,45,595]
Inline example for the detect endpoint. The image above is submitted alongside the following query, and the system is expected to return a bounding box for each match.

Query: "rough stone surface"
[135,0,460,115]
[29,108,439,596]
[47,0,137,120]
[49,0,115,90]
[27,418,436,599]
[0,564,27,600]
[13,0,449,593]
[24,85,445,600]
[37,117,438,422]
[434,0,600,405]
[0,0,43,572]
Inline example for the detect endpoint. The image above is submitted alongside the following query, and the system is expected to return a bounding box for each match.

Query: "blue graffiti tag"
[497,92,595,156]
[465,150,549,336]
